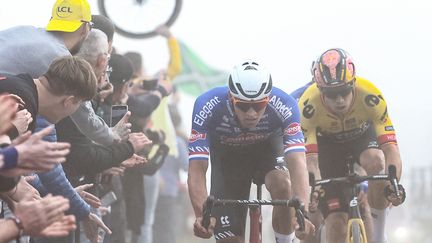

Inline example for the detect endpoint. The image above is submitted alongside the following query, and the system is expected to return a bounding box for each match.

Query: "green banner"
[173,41,227,96]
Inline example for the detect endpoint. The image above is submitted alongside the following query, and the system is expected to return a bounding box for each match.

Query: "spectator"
[0,2,111,242]
[94,52,170,242]
[0,0,92,77]
[122,74,173,242]
[92,14,115,104]
[0,127,71,177]
[0,95,18,135]
[0,56,97,178]
[54,40,148,243]
[0,194,76,242]
[124,25,182,243]
[76,29,109,82]
[0,55,96,186]
[92,15,115,54]
[100,53,170,241]
[70,29,131,146]
[0,56,102,243]
[0,96,69,194]
[57,51,149,181]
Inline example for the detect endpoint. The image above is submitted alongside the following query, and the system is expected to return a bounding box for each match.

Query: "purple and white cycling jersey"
[188,86,305,161]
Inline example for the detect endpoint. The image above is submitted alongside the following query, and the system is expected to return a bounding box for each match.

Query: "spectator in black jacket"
[93,52,172,238]
[121,66,173,239]
[56,54,151,183]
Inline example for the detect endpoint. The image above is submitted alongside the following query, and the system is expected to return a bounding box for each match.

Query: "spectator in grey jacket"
[71,29,131,146]
[71,27,131,146]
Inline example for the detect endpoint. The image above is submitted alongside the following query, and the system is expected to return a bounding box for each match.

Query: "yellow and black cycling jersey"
[298,77,397,154]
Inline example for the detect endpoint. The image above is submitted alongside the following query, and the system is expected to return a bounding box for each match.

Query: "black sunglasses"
[322,87,353,99]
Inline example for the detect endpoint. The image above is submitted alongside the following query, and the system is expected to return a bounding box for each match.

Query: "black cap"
[109,54,134,86]
[124,51,142,74]
[92,15,115,42]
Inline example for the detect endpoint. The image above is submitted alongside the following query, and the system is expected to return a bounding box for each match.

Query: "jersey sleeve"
[298,95,318,154]
[188,94,212,161]
[362,85,397,146]
[278,92,306,154]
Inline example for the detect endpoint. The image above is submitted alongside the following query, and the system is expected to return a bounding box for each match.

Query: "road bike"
[309,157,403,243]
[202,175,306,243]
[98,0,182,39]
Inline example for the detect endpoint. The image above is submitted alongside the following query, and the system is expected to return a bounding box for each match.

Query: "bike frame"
[345,179,368,242]
[311,159,399,243]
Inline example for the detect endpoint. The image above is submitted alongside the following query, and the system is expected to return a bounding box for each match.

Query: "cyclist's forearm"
[188,160,209,217]
[286,152,310,209]
[380,143,402,181]
[306,153,321,180]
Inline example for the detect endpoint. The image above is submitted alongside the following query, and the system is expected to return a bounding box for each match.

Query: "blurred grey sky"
[1,0,431,170]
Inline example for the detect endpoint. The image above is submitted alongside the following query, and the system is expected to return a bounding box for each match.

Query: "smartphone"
[100,191,118,207]
[110,105,128,127]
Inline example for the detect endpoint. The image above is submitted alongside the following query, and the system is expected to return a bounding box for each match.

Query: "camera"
[145,129,166,145]
[141,78,158,91]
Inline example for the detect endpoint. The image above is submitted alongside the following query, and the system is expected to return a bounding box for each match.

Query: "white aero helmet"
[228,60,272,101]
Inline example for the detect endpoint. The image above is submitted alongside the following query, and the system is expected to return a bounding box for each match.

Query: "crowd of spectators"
[0,0,190,243]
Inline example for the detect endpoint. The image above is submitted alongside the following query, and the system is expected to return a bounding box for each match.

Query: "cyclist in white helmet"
[188,60,315,243]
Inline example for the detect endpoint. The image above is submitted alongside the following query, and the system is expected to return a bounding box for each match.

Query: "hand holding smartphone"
[100,191,117,207]
[110,105,128,127]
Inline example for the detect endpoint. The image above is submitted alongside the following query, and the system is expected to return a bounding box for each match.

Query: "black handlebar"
[309,165,405,206]
[310,165,399,187]
[201,196,306,231]
[289,198,306,231]
[311,171,390,188]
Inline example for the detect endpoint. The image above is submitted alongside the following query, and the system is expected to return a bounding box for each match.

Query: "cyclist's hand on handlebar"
[193,216,216,239]
[294,217,315,240]
[385,184,406,206]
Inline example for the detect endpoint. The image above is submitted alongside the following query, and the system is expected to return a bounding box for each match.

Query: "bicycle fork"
[346,218,367,243]
[346,195,368,243]
[250,182,263,243]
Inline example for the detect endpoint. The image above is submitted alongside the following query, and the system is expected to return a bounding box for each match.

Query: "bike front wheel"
[98,0,182,39]
[351,222,365,243]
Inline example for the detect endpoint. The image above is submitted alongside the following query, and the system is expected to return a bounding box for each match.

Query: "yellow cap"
[46,0,92,32]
